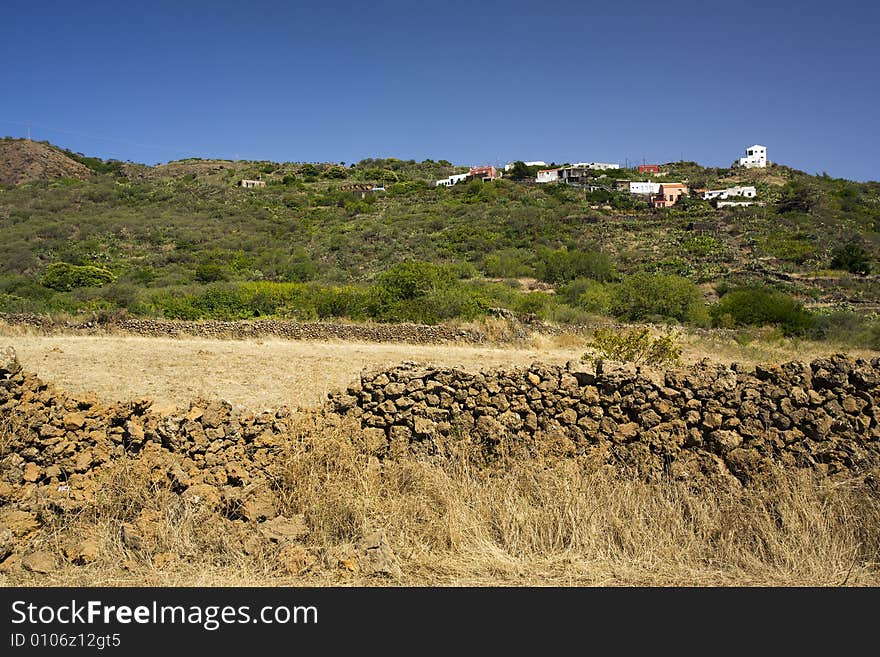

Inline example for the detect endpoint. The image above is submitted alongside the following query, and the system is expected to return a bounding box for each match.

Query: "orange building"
[651,183,689,208]
[468,165,500,181]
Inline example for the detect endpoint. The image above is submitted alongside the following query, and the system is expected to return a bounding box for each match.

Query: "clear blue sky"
[2,0,878,180]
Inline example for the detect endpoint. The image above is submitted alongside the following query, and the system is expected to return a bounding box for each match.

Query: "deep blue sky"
[2,1,878,180]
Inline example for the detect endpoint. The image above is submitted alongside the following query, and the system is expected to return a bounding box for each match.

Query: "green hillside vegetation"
[0,139,878,346]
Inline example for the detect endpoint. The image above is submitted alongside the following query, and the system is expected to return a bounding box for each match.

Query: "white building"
[716,200,757,208]
[572,162,620,170]
[435,173,470,187]
[701,185,757,200]
[504,160,547,171]
[629,181,662,195]
[536,168,561,183]
[737,145,767,168]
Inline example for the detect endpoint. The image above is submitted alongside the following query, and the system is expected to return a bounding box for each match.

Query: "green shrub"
[376,287,488,324]
[195,262,230,283]
[610,272,707,325]
[710,287,814,336]
[760,233,817,264]
[313,286,372,320]
[375,261,455,302]
[559,278,613,315]
[807,310,878,347]
[512,292,554,317]
[683,235,725,257]
[581,328,682,367]
[535,248,616,284]
[41,262,116,291]
[482,250,533,278]
[830,242,872,274]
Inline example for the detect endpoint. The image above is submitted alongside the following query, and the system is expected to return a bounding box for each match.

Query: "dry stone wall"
[328,355,880,485]
[1,346,879,516]
[0,313,485,344]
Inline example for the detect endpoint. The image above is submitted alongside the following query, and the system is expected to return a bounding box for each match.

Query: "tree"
[508,161,532,181]
[830,241,872,274]
[776,181,817,214]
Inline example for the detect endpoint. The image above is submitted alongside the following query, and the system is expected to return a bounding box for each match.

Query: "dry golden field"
[2,324,878,587]
[1,325,876,411]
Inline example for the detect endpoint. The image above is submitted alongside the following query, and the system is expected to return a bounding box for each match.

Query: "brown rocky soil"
[0,139,93,186]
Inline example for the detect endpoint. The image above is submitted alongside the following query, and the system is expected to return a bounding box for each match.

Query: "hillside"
[0,139,93,185]
[0,138,878,347]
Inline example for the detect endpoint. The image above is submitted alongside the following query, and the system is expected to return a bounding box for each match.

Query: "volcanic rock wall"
[1,314,485,344]
[1,347,879,514]
[328,355,880,484]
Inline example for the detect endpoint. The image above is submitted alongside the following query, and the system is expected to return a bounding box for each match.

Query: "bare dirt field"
[2,328,876,411]
[0,334,583,410]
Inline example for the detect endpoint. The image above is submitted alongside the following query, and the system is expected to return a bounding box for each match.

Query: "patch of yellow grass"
[3,416,878,587]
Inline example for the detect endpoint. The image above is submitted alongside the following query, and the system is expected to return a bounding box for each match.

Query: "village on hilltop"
[433,144,769,209]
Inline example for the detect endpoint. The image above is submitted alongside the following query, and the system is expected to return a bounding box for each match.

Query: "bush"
[760,234,817,264]
[581,328,682,367]
[559,278,613,315]
[375,261,455,302]
[535,248,616,285]
[830,242,872,274]
[376,287,488,324]
[313,286,372,320]
[710,287,814,336]
[41,262,116,291]
[482,250,533,278]
[807,310,878,347]
[195,262,230,283]
[610,272,707,325]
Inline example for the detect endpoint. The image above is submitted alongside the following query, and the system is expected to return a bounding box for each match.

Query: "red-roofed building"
[638,164,660,174]
[469,165,500,181]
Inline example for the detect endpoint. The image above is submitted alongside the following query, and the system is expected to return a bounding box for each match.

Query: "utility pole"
[26,120,31,141]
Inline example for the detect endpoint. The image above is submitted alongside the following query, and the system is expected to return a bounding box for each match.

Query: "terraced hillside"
[1,138,878,345]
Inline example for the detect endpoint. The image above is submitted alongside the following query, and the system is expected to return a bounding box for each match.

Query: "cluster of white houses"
[436,145,767,209]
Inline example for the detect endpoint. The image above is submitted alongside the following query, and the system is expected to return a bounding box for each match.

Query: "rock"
[0,509,40,536]
[182,483,221,507]
[357,530,402,577]
[225,461,249,486]
[476,413,503,433]
[259,515,309,544]
[413,417,436,438]
[277,544,316,575]
[68,537,101,565]
[63,412,86,430]
[0,527,14,561]
[557,409,577,425]
[22,462,40,483]
[22,550,56,574]
[241,486,276,522]
[1,346,22,378]
[125,420,145,442]
[709,430,743,453]
[616,422,640,441]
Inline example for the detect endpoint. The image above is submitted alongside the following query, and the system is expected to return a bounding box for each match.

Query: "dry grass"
[4,416,878,587]
[0,333,584,411]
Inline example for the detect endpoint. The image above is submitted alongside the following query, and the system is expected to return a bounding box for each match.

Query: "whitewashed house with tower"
[737,145,767,168]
